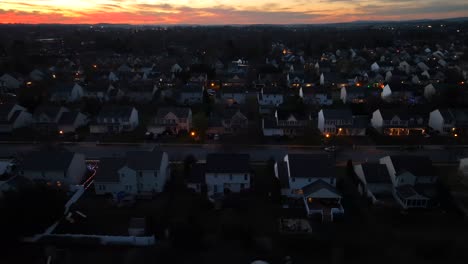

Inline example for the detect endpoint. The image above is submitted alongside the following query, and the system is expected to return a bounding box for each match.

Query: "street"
[0,142,465,163]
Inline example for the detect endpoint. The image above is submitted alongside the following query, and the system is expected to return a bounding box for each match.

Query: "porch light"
[190,131,196,137]
[452,128,456,131]
[325,133,330,138]
[59,130,64,135]
[454,133,459,137]
[338,128,342,132]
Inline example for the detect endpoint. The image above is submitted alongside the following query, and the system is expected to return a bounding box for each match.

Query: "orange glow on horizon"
[0,1,467,25]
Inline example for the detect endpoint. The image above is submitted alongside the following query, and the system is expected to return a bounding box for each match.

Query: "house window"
[126,185,132,191]
[241,184,245,189]
[138,171,143,177]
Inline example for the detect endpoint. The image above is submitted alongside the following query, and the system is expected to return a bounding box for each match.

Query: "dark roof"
[206,153,250,173]
[97,106,134,119]
[322,108,353,120]
[361,163,392,184]
[276,161,290,188]
[33,105,64,119]
[94,157,126,183]
[125,151,164,170]
[0,103,15,117]
[156,107,190,119]
[395,184,420,199]
[287,154,335,178]
[22,151,75,171]
[187,163,205,184]
[302,179,340,197]
[276,109,308,121]
[390,155,434,177]
[58,111,80,125]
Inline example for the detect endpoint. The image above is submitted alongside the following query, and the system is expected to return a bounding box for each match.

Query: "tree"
[0,183,67,242]
[183,154,197,179]
[192,112,208,139]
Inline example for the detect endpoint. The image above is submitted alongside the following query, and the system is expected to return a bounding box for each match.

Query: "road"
[0,142,465,163]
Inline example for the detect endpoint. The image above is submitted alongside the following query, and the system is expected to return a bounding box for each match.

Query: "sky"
[0,0,468,25]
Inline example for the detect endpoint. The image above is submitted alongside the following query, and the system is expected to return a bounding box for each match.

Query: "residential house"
[147,107,192,135]
[371,109,427,136]
[354,163,394,205]
[50,83,84,102]
[275,154,343,221]
[380,155,438,209]
[205,153,251,197]
[123,80,158,103]
[262,109,310,137]
[258,86,284,106]
[299,86,333,105]
[33,105,69,134]
[0,103,32,133]
[57,111,88,134]
[179,83,204,105]
[90,106,139,134]
[429,108,468,136]
[340,86,367,104]
[20,151,86,188]
[94,150,170,198]
[221,107,248,134]
[220,86,247,105]
[318,108,367,136]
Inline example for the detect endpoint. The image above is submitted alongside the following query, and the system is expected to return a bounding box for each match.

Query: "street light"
[190,131,196,137]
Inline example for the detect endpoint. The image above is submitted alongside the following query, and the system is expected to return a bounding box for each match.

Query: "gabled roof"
[395,184,428,199]
[94,157,127,183]
[58,111,80,125]
[33,105,65,119]
[361,163,392,184]
[22,151,75,171]
[302,179,340,198]
[390,155,434,177]
[156,107,190,119]
[206,153,250,173]
[321,108,353,120]
[125,151,164,171]
[97,106,134,119]
[287,154,335,179]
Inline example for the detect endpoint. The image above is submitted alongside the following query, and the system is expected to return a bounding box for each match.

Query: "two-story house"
[429,108,468,136]
[262,109,311,137]
[20,151,86,188]
[380,155,438,209]
[0,103,32,133]
[179,83,204,105]
[275,154,343,222]
[94,150,170,198]
[221,108,248,134]
[318,109,352,136]
[33,105,70,134]
[90,106,139,134]
[220,86,247,105]
[354,162,394,205]
[371,109,427,136]
[299,86,333,105]
[258,87,284,106]
[50,83,84,103]
[205,153,251,197]
[57,111,89,134]
[147,107,192,136]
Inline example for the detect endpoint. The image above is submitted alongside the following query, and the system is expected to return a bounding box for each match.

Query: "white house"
[274,154,343,222]
[381,84,392,101]
[0,103,33,133]
[20,151,86,188]
[50,83,84,102]
[33,105,69,133]
[90,106,139,134]
[94,150,170,198]
[318,109,352,136]
[354,163,393,205]
[205,153,250,197]
[379,155,437,209]
[429,108,468,136]
[458,158,468,180]
[371,62,380,72]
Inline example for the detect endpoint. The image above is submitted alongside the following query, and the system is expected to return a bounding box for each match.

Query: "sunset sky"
[1,0,468,25]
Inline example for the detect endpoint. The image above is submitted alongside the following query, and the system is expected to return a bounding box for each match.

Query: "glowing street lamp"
[325,133,330,138]
[190,131,196,137]
[59,130,64,135]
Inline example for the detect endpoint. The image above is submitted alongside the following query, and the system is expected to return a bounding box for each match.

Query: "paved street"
[0,142,465,163]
